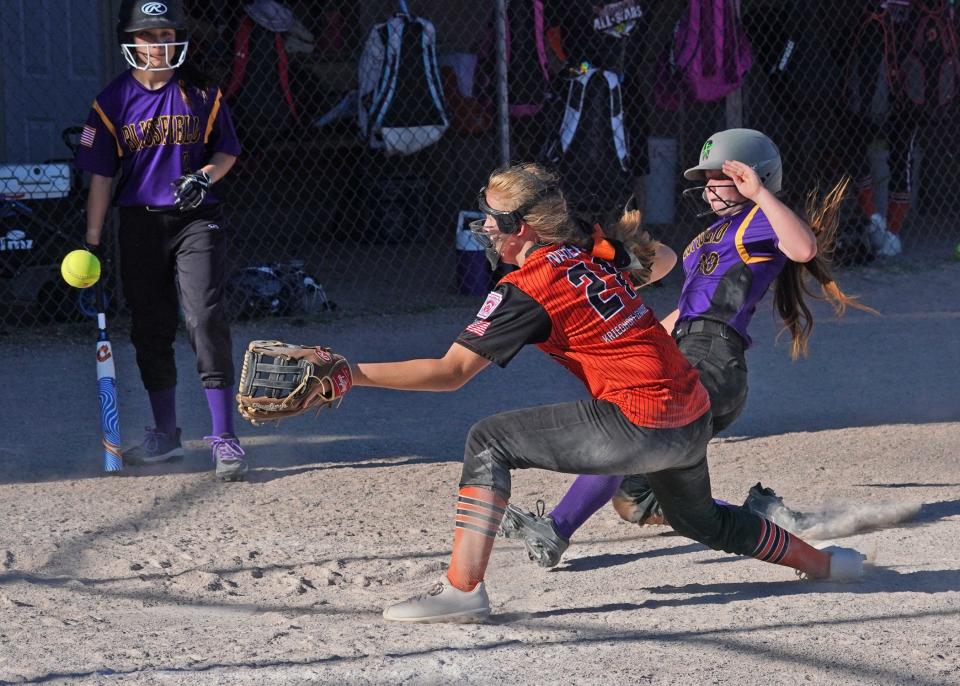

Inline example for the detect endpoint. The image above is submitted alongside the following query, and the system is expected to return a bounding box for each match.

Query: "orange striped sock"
[447,486,507,592]
[752,518,829,579]
[887,194,909,234]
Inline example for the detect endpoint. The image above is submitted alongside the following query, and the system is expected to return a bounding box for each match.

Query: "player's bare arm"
[659,308,680,333]
[85,173,114,246]
[200,152,237,184]
[722,159,816,263]
[351,342,490,392]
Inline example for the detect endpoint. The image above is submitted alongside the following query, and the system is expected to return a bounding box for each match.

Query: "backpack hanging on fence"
[357,6,448,155]
[845,2,909,124]
[547,68,631,213]
[561,1,645,71]
[654,0,753,111]
[225,1,301,125]
[478,0,552,118]
[900,0,960,113]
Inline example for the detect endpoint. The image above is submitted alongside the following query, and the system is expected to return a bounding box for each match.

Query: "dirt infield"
[0,258,958,685]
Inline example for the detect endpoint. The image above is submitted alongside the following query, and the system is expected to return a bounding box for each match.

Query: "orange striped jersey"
[456,244,709,428]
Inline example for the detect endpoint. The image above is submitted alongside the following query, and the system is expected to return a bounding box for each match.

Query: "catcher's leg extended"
[383,400,716,622]
[383,484,502,623]
[646,459,863,580]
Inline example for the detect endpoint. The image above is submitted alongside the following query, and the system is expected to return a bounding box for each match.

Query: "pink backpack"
[477,0,551,117]
[654,0,753,111]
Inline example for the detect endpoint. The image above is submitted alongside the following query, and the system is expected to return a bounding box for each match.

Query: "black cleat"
[499,500,569,568]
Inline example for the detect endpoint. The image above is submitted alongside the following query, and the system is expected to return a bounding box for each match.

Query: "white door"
[0,0,104,164]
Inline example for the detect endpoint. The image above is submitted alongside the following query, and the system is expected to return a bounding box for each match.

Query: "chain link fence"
[2,0,959,330]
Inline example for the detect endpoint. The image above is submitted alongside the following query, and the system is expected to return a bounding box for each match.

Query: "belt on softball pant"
[673,318,745,346]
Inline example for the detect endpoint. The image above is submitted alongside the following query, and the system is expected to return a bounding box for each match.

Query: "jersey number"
[566,260,630,320]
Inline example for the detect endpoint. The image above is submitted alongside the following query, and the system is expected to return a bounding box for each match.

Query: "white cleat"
[866,213,902,257]
[383,579,490,623]
[877,231,902,257]
[866,212,888,252]
[824,546,866,581]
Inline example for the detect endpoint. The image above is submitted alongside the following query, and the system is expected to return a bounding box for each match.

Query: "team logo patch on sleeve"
[80,125,97,148]
[476,291,503,320]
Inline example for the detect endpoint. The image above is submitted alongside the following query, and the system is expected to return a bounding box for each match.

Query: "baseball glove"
[236,340,352,425]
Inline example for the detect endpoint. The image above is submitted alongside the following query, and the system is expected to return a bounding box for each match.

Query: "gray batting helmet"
[684,128,783,193]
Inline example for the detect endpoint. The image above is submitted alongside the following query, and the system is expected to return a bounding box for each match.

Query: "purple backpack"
[654,0,753,111]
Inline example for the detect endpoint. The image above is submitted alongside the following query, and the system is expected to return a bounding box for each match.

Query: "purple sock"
[548,474,624,540]
[148,388,177,437]
[205,387,235,437]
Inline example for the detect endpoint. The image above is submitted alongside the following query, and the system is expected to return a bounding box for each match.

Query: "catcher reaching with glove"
[238,163,865,626]
[236,341,352,424]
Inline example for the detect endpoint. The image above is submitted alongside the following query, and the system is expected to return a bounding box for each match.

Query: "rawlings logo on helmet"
[141,2,168,15]
[700,139,714,161]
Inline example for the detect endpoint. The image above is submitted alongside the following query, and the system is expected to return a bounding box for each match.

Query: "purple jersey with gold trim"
[74,71,241,207]
[676,204,786,347]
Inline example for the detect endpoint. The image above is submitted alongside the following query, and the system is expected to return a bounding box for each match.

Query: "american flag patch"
[465,320,490,337]
[80,125,96,148]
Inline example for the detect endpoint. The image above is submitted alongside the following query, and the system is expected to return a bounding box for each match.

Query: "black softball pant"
[617,329,749,520]
[118,206,234,391]
[852,107,922,197]
[461,402,762,556]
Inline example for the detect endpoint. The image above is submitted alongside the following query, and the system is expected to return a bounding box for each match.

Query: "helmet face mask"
[681,180,748,218]
[120,38,188,71]
[472,189,522,269]
[468,218,508,270]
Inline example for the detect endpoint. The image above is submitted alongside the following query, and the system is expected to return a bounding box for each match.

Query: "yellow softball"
[60,249,101,289]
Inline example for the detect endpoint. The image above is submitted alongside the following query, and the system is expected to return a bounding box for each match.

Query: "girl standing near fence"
[74,0,247,481]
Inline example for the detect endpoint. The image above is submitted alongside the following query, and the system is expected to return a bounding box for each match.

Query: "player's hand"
[721,160,763,201]
[171,170,211,211]
[84,241,100,258]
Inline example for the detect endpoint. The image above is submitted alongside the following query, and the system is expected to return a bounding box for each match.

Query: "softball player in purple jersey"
[74,0,247,481]
[501,129,873,567]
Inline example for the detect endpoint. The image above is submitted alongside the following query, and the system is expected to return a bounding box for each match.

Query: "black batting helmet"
[117,0,185,36]
[117,1,188,70]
